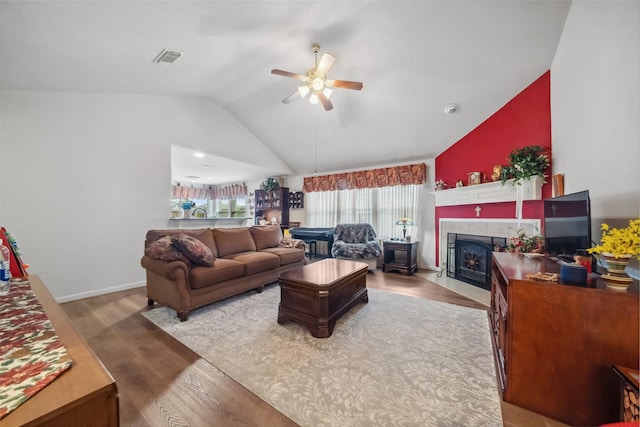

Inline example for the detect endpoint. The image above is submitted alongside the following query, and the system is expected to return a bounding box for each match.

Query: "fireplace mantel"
[433,176,542,207]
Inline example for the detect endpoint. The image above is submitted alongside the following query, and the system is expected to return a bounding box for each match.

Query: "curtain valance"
[171,182,248,200]
[303,163,427,193]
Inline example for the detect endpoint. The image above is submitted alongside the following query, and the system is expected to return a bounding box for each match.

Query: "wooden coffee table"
[278,258,368,338]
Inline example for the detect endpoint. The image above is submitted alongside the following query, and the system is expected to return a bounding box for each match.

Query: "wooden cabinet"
[490,252,639,426]
[255,187,290,226]
[0,275,119,427]
[289,191,304,209]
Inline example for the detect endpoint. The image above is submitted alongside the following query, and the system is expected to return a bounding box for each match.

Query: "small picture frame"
[468,172,481,186]
[552,174,564,197]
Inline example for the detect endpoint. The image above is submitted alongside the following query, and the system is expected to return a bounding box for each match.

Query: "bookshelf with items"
[254,187,290,227]
[289,191,304,209]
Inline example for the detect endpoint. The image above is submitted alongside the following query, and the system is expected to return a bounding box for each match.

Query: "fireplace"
[446,233,506,290]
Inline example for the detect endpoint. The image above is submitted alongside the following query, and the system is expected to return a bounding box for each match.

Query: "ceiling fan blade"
[318,92,334,111]
[282,90,300,104]
[271,69,308,82]
[326,79,363,90]
[315,53,335,77]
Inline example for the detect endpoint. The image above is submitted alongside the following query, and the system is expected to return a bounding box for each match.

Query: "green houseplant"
[261,177,280,191]
[500,145,550,185]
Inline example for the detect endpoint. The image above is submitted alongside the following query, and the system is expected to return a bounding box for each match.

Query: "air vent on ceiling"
[153,49,183,65]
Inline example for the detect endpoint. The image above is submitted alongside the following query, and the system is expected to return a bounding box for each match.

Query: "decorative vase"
[183,208,191,219]
[600,253,633,291]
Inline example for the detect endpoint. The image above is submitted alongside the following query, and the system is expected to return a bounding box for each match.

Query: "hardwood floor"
[61,270,568,426]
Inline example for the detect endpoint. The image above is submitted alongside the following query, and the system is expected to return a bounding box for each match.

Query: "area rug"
[142,285,503,426]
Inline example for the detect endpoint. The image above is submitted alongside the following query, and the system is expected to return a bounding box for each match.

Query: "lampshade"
[396,217,413,239]
[395,217,414,226]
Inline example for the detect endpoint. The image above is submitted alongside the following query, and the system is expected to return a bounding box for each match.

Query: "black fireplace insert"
[447,233,506,290]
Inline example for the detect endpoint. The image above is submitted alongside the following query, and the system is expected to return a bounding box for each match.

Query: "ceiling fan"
[271,44,363,111]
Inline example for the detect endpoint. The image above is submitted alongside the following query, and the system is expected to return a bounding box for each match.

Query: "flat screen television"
[543,190,592,261]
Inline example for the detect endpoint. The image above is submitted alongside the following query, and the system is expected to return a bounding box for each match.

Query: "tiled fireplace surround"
[438,218,541,276]
[435,177,543,286]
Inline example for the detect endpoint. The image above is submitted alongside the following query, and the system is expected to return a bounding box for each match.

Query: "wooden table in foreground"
[0,275,119,427]
[278,258,368,338]
[490,252,639,426]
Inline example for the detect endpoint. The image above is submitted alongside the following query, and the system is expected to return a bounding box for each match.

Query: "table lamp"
[395,217,414,240]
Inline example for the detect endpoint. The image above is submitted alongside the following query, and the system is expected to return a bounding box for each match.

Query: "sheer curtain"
[306,190,339,227]
[306,184,422,241]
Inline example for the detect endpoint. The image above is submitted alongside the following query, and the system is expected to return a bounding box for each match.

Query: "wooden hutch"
[254,186,290,227]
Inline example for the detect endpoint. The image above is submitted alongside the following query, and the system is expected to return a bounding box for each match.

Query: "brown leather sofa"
[140,225,306,321]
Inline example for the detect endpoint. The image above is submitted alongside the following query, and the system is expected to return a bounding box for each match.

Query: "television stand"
[555,254,576,263]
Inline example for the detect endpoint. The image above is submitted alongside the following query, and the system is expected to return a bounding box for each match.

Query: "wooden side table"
[382,240,419,275]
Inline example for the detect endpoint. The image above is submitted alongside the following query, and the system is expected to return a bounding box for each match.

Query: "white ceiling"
[0,0,572,185]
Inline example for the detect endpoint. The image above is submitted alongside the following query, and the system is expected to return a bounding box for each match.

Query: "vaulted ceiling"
[0,1,572,184]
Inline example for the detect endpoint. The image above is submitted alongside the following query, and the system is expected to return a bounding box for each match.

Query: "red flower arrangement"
[495,228,545,254]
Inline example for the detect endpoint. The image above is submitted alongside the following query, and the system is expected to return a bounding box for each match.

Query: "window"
[306,184,422,241]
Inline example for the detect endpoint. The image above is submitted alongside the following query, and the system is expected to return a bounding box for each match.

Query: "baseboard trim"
[56,280,146,303]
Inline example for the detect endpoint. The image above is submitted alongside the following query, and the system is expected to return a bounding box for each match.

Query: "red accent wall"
[434,71,552,265]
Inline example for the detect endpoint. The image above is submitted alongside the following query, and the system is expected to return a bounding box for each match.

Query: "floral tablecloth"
[0,280,73,419]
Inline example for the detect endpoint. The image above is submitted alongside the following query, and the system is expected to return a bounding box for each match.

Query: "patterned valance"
[171,182,248,200]
[303,163,427,193]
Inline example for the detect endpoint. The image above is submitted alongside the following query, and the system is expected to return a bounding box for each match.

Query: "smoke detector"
[444,103,459,114]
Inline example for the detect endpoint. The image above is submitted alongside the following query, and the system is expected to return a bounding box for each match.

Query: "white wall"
[551,1,640,221]
[0,91,288,301]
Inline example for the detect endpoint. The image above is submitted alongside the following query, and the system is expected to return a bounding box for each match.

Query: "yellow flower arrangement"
[587,217,640,259]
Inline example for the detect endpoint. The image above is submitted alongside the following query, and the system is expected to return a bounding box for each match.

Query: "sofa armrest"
[141,255,190,281]
[279,238,305,251]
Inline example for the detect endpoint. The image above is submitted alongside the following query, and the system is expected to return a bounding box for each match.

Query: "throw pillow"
[172,234,215,267]
[145,236,192,267]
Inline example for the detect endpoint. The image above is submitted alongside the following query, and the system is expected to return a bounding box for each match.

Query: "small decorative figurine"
[455,180,464,188]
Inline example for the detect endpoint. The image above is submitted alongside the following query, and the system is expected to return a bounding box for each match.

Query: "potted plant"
[261,177,280,191]
[500,145,550,186]
[588,218,640,290]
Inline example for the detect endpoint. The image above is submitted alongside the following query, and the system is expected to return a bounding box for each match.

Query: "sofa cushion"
[212,228,256,257]
[189,259,245,289]
[259,247,305,266]
[146,228,218,258]
[249,225,283,250]
[172,234,216,267]
[223,251,280,275]
[144,236,192,267]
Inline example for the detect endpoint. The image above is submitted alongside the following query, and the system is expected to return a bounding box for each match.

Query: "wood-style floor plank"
[61,269,567,426]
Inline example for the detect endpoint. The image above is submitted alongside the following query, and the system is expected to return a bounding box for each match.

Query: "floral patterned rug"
[142,285,503,426]
[0,281,73,419]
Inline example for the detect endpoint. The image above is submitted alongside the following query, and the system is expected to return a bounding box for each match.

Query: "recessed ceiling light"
[193,152,205,158]
[200,164,211,168]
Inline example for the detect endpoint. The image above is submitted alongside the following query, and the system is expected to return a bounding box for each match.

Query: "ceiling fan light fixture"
[298,85,310,98]
[311,76,325,91]
[271,43,362,111]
